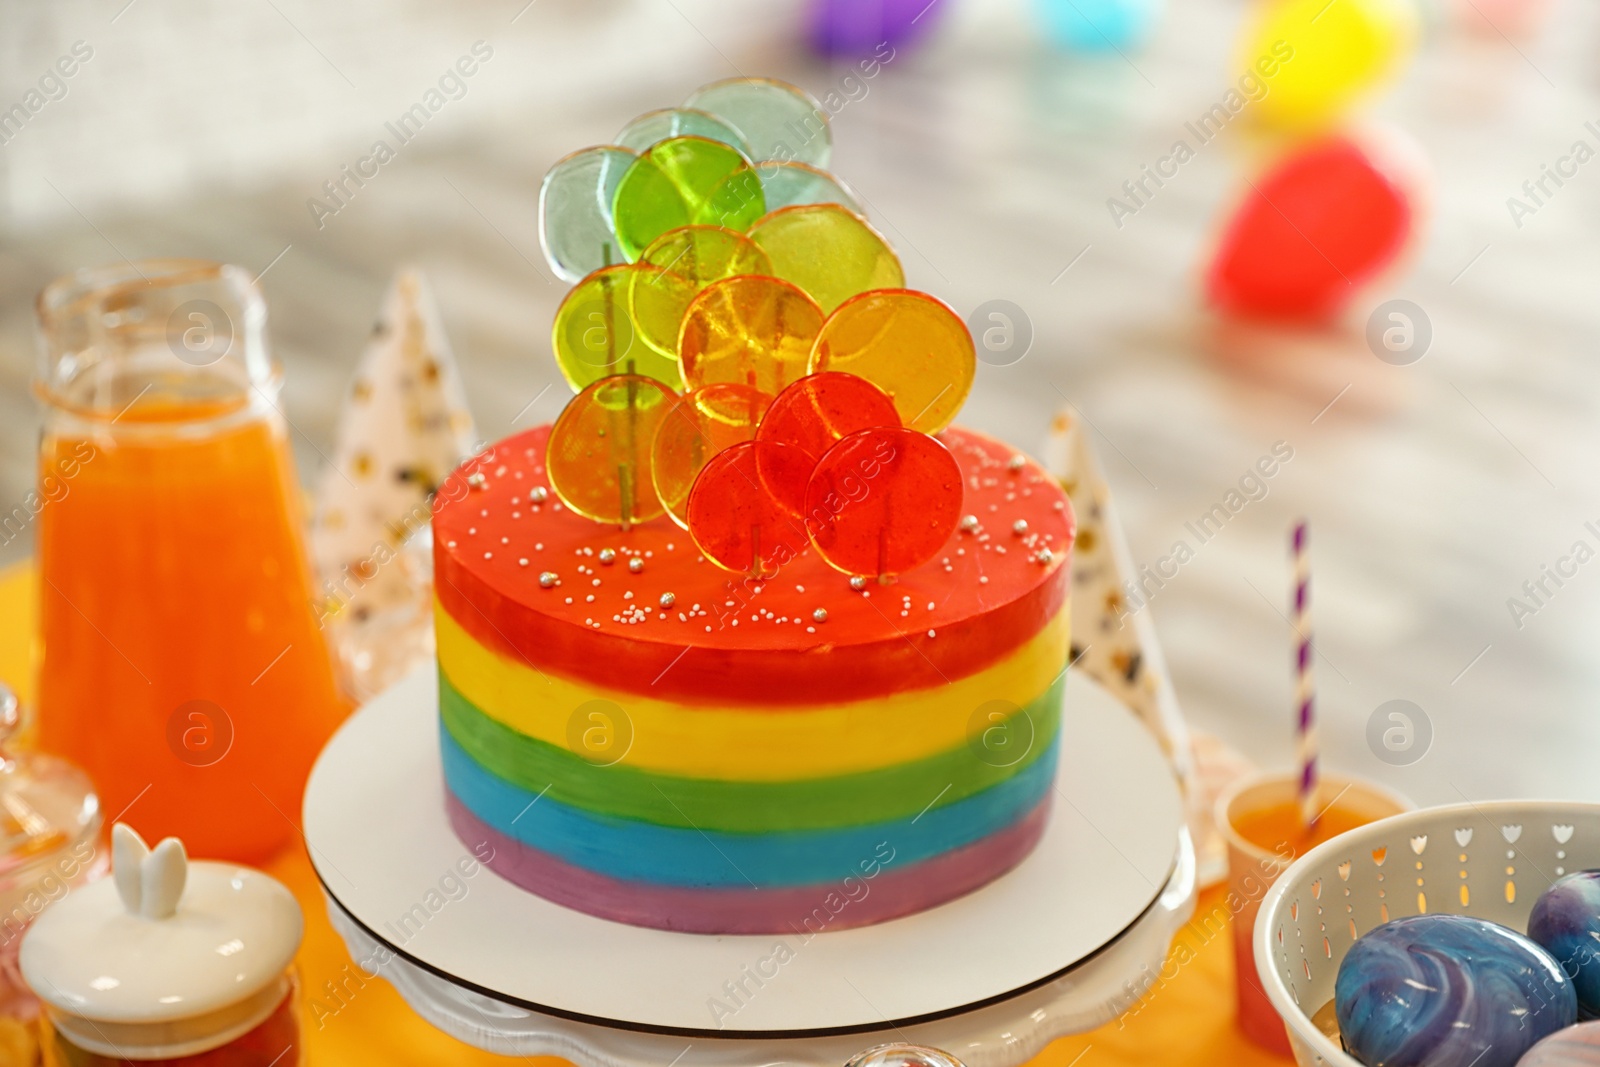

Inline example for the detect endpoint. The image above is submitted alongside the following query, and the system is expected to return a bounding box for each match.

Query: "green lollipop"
[611,136,766,260]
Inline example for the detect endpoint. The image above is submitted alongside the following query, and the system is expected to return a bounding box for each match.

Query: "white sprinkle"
[519,558,529,567]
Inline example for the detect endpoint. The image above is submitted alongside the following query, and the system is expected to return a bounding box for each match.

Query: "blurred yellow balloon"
[1240,0,1418,129]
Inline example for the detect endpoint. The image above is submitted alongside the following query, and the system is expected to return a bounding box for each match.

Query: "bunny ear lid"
[16,822,304,1059]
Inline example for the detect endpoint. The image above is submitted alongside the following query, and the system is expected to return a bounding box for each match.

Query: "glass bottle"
[34,259,348,864]
[0,683,105,1027]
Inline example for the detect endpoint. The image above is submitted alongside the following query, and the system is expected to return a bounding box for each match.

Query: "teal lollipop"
[685,78,832,170]
[616,108,752,158]
[538,145,635,282]
[756,161,862,214]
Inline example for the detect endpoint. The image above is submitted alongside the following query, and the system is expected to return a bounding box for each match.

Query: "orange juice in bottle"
[34,260,348,864]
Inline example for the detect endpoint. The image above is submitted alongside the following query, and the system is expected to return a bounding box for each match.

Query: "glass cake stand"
[303,668,1195,1067]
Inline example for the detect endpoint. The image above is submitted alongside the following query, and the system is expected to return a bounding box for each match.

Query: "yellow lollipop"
[651,383,771,528]
[679,275,824,397]
[551,264,696,392]
[546,374,676,528]
[640,226,772,292]
[748,205,904,314]
[808,289,975,434]
[1240,0,1417,129]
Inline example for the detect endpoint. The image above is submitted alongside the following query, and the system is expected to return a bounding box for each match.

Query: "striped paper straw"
[1292,520,1318,829]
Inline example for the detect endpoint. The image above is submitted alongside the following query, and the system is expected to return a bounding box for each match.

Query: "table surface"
[4,0,1600,1061]
[0,561,1272,1065]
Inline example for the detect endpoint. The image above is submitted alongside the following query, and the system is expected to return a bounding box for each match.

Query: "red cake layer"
[433,424,1073,706]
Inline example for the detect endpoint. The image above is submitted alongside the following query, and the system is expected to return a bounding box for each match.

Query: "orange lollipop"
[687,440,815,576]
[749,204,903,314]
[808,289,975,434]
[804,427,963,577]
[547,374,677,528]
[640,226,772,291]
[679,275,824,396]
[651,383,771,528]
[758,371,900,462]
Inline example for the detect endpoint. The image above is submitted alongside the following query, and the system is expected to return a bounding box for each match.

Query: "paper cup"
[1215,771,1412,1055]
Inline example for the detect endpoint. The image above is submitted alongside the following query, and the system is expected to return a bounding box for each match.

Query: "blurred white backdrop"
[3,0,1600,816]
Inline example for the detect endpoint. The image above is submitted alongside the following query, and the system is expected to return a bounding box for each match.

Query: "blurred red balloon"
[1207,136,1416,323]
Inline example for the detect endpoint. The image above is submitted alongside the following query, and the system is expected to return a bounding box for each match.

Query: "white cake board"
[305,667,1192,1061]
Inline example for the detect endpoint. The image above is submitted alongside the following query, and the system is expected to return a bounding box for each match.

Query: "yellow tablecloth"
[0,562,1284,1067]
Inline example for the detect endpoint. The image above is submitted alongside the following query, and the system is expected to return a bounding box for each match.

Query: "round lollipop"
[547,375,677,528]
[551,264,696,391]
[687,439,815,575]
[804,427,963,577]
[685,78,832,170]
[749,204,903,314]
[652,383,771,528]
[611,137,766,261]
[538,145,635,283]
[756,161,863,214]
[639,226,772,292]
[679,275,824,396]
[615,108,751,157]
[758,371,900,462]
[808,289,975,433]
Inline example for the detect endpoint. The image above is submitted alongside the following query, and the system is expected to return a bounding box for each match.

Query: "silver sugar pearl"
[1037,548,1055,565]
[538,571,559,589]
[848,575,868,591]
[598,547,617,565]
[659,592,676,609]
[1012,519,1029,535]
[529,486,549,503]
[958,515,979,532]
[812,608,829,623]
[466,472,487,489]
[1007,454,1027,472]
[628,556,645,574]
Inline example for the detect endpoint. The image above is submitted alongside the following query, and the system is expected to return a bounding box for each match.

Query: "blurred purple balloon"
[807,0,945,59]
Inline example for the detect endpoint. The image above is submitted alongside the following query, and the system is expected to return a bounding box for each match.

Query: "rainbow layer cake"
[434,425,1073,933]
[430,76,1076,934]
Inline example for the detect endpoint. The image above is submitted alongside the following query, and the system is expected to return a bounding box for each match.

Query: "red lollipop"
[687,440,815,576]
[757,371,901,462]
[804,427,963,578]
[1206,135,1416,322]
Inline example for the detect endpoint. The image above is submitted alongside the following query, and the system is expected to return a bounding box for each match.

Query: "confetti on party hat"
[311,267,476,696]
[1044,407,1243,885]
[536,78,979,582]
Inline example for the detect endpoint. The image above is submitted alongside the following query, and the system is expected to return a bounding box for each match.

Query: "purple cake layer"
[447,792,1052,935]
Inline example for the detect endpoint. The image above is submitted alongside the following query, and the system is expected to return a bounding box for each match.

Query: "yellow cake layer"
[435,602,1071,781]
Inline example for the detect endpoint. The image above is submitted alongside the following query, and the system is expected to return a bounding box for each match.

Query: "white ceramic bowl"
[1254,799,1600,1066]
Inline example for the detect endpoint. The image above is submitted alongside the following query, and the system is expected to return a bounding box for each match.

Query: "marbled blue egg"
[1335,914,1575,1067]
[1529,870,1600,1019]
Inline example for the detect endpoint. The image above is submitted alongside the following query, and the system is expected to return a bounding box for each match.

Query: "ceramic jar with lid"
[19,823,302,1065]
